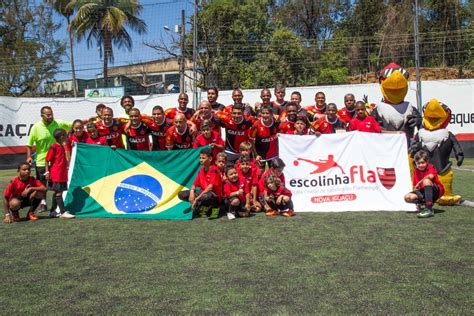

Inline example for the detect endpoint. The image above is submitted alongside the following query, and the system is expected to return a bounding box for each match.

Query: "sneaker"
[199,206,210,217]
[11,210,20,222]
[37,204,48,213]
[265,210,278,217]
[415,204,424,213]
[417,209,434,218]
[227,212,236,220]
[208,207,220,220]
[49,211,60,218]
[281,209,296,217]
[60,211,76,219]
[26,211,38,221]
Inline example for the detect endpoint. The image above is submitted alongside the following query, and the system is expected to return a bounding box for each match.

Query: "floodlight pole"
[180,9,185,94]
[414,0,422,112]
[192,0,198,109]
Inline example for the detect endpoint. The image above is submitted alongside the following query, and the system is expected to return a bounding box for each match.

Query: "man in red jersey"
[279,103,307,134]
[96,107,126,149]
[165,113,195,150]
[223,88,255,117]
[215,104,255,161]
[249,105,279,163]
[207,87,225,112]
[124,108,156,151]
[279,91,308,123]
[305,91,327,121]
[149,105,172,151]
[165,93,195,121]
[254,88,281,119]
[191,100,221,135]
[338,93,356,125]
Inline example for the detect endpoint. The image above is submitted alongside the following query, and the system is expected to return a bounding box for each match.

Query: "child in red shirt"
[404,150,445,218]
[45,128,75,219]
[86,122,107,146]
[192,120,225,160]
[223,165,251,219]
[236,154,261,212]
[178,148,222,219]
[3,162,47,223]
[262,174,295,217]
[66,119,88,160]
[347,101,382,133]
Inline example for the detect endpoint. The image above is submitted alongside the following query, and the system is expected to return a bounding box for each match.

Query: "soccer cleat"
[227,212,236,220]
[26,211,38,221]
[417,209,434,218]
[11,210,20,222]
[60,211,76,219]
[49,211,60,218]
[208,207,220,220]
[281,209,296,217]
[265,210,278,217]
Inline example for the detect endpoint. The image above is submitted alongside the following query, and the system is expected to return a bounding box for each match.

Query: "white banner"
[279,133,416,212]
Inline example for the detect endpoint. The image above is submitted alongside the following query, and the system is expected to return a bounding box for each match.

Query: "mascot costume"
[414,99,464,205]
[371,63,422,147]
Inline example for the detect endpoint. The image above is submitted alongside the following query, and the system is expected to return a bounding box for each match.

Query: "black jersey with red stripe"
[210,102,225,112]
[249,119,279,160]
[96,119,125,149]
[150,120,173,151]
[165,107,195,121]
[255,102,282,117]
[126,122,154,151]
[165,124,194,150]
[223,104,255,118]
[215,111,254,154]
[192,115,222,135]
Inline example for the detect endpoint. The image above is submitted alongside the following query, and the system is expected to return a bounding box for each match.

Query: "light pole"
[192,0,198,109]
[163,9,185,94]
[414,0,422,112]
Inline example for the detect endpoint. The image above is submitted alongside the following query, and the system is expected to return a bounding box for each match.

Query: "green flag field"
[0,160,473,313]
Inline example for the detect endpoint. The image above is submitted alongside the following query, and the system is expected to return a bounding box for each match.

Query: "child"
[236,154,261,212]
[347,101,382,133]
[223,165,251,220]
[86,122,107,145]
[3,163,47,223]
[45,129,75,219]
[293,116,309,135]
[192,120,225,160]
[66,119,88,160]
[273,84,287,109]
[262,174,295,217]
[310,103,345,135]
[215,152,227,180]
[258,157,286,196]
[404,150,445,218]
[178,148,222,219]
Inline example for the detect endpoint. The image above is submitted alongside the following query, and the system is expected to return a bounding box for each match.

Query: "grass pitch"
[0,162,473,314]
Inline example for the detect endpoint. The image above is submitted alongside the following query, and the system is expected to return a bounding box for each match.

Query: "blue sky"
[53,0,194,81]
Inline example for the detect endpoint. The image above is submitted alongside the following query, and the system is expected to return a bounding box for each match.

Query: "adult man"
[191,100,221,134]
[249,105,279,162]
[165,93,195,120]
[96,107,126,149]
[165,113,195,150]
[338,93,356,125]
[305,91,327,121]
[149,105,172,151]
[124,108,156,151]
[26,106,72,212]
[207,87,225,112]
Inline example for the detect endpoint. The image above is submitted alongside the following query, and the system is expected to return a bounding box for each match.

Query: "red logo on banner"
[293,154,345,174]
[377,168,396,190]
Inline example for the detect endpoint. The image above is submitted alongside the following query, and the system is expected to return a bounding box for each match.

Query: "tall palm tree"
[47,0,78,97]
[70,0,147,87]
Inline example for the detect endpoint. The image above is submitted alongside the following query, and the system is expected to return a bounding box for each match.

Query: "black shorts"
[35,166,47,184]
[412,184,441,203]
[8,196,32,208]
[48,182,68,192]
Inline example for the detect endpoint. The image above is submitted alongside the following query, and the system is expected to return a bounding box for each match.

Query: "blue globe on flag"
[114,175,163,213]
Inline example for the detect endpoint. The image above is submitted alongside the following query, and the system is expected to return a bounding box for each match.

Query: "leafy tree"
[0,0,65,96]
[317,30,349,85]
[70,0,147,86]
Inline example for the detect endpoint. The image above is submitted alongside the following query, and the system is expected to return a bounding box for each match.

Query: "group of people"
[3,84,443,223]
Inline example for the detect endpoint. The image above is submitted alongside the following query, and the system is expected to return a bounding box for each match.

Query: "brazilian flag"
[65,143,202,220]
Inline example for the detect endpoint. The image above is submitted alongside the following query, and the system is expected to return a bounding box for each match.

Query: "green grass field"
[0,161,473,314]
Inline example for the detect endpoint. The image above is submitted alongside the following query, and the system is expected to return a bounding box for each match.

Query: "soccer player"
[279,91,308,123]
[165,113,195,150]
[223,88,255,117]
[96,107,126,149]
[165,93,195,120]
[338,93,356,125]
[223,165,250,219]
[273,84,288,109]
[309,103,345,135]
[236,154,261,213]
[149,105,172,151]
[249,105,279,163]
[85,122,107,145]
[207,87,225,112]
[279,103,301,134]
[178,148,222,219]
[404,150,445,218]
[305,91,327,121]
[262,174,295,217]
[45,129,75,219]
[26,106,73,212]
[193,120,225,160]
[123,108,156,151]
[215,104,255,161]
[292,117,310,135]
[258,158,286,200]
[3,163,47,223]
[119,95,135,118]
[65,119,88,160]
[347,101,382,133]
[254,88,281,118]
[191,100,221,135]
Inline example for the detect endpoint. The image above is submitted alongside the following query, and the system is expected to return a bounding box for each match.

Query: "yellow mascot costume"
[414,99,464,205]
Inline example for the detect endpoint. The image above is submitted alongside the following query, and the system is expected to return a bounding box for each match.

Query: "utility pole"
[414,0,422,112]
[179,9,185,94]
[192,0,198,109]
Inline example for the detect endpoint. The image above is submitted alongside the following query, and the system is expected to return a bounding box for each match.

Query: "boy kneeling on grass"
[3,162,47,223]
[178,148,222,219]
[404,150,445,218]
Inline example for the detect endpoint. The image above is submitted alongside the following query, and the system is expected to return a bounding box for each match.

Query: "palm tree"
[70,0,147,87]
[47,0,78,97]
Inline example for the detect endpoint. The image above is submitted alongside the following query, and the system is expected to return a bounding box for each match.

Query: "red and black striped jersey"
[125,121,155,151]
[165,107,195,121]
[215,111,254,154]
[149,119,173,151]
[249,119,279,160]
[96,119,125,149]
[165,124,194,150]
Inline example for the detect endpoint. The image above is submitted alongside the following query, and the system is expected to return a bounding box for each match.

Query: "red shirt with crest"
[193,165,223,200]
[165,124,194,150]
[96,119,125,149]
[347,116,382,133]
[249,118,279,160]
